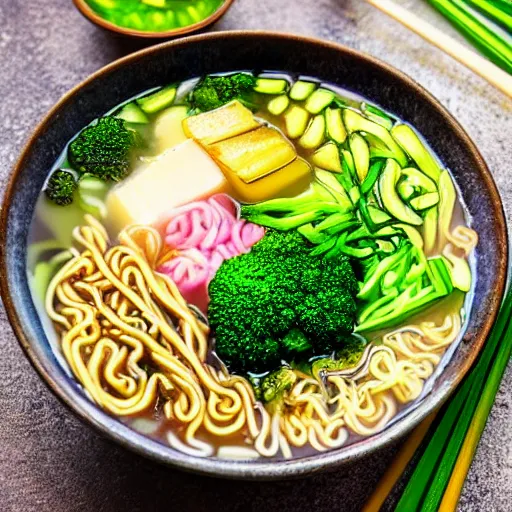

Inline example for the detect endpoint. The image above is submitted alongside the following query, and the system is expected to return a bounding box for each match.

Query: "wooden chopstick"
[364,0,512,99]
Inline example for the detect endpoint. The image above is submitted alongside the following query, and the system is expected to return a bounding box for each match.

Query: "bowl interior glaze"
[0,31,507,480]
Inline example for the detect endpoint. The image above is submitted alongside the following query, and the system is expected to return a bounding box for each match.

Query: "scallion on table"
[376,284,512,511]
[427,0,512,73]
[461,0,512,33]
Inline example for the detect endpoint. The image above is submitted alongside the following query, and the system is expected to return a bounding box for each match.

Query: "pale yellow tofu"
[183,100,260,145]
[106,139,229,232]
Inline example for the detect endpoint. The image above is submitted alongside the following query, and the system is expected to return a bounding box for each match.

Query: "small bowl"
[0,31,508,480]
[73,0,235,39]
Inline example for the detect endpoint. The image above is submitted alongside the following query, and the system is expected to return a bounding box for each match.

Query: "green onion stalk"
[394,283,512,511]
[427,0,512,74]
[461,0,512,33]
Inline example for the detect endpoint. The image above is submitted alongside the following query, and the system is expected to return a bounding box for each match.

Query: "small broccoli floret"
[44,170,77,206]
[311,336,366,380]
[209,230,358,374]
[336,336,367,366]
[260,367,297,403]
[68,116,136,182]
[190,73,257,112]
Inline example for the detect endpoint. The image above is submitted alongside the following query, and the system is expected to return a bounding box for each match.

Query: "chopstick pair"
[364,0,512,98]
[363,285,512,511]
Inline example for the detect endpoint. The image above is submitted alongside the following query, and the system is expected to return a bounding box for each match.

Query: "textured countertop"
[0,0,510,510]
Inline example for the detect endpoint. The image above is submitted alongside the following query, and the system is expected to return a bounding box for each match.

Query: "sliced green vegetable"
[350,133,370,183]
[423,206,438,254]
[344,110,408,167]
[391,124,441,182]
[361,161,384,195]
[310,236,337,256]
[357,255,454,331]
[396,223,424,248]
[312,143,342,173]
[336,243,374,259]
[349,187,361,205]
[325,107,347,144]
[438,170,457,245]
[359,289,399,323]
[267,95,290,116]
[398,181,416,201]
[299,115,326,149]
[362,103,394,131]
[401,167,437,193]
[341,149,356,179]
[305,88,335,114]
[254,78,288,95]
[357,285,426,331]
[379,159,423,226]
[314,213,357,235]
[365,133,399,161]
[116,102,150,124]
[410,192,440,211]
[382,253,412,290]
[298,224,329,245]
[358,244,411,300]
[284,105,310,139]
[377,240,399,254]
[429,256,454,295]
[368,205,392,225]
[314,169,353,209]
[443,250,472,292]
[289,80,317,101]
[136,85,177,114]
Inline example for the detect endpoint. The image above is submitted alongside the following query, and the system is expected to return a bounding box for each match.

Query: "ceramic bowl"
[0,31,508,480]
[73,0,235,39]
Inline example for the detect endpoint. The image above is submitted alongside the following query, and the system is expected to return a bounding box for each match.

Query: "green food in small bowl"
[85,0,224,32]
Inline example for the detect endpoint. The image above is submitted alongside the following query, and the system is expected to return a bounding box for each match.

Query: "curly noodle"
[46,215,476,459]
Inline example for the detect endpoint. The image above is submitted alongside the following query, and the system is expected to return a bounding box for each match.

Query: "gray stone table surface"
[0,0,510,510]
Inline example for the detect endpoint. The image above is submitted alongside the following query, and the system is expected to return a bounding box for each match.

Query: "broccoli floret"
[209,230,358,374]
[311,336,366,380]
[260,367,297,403]
[44,170,77,206]
[190,73,257,112]
[68,116,136,182]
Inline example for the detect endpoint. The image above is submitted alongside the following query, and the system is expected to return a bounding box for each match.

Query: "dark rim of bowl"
[0,31,508,480]
[72,0,235,39]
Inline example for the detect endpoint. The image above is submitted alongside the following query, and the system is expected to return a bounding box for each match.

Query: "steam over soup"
[28,72,478,460]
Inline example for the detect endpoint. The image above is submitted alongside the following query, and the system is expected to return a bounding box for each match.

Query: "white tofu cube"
[106,139,229,232]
